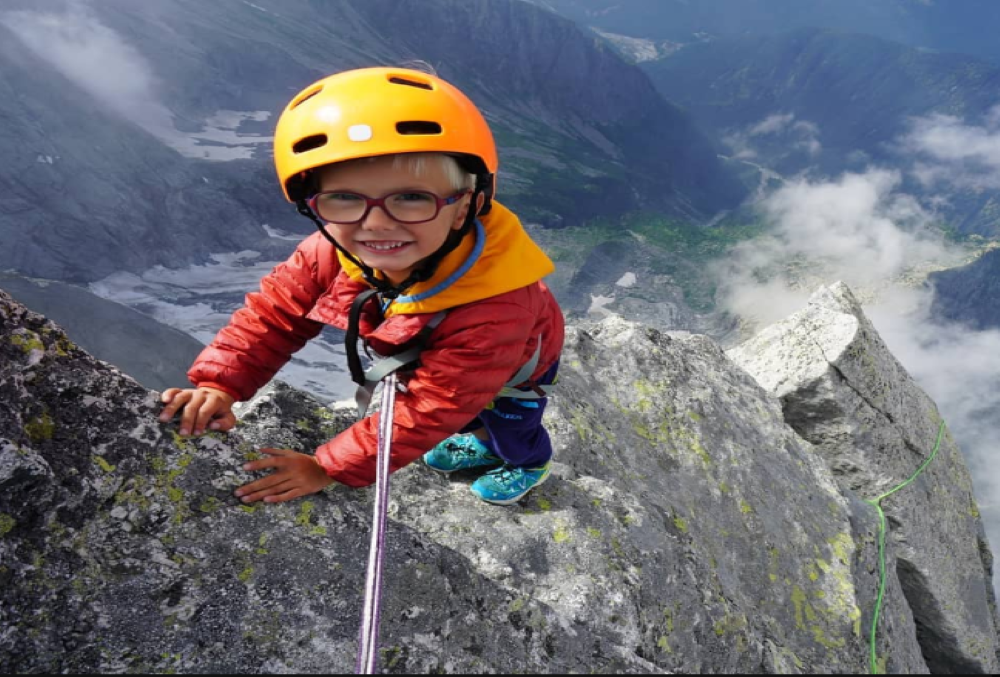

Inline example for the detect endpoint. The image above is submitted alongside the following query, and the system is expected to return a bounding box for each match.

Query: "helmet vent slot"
[397,121,442,136]
[293,134,328,154]
[389,76,433,90]
[290,85,323,109]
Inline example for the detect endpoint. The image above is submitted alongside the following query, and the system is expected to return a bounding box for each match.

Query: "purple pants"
[460,361,558,469]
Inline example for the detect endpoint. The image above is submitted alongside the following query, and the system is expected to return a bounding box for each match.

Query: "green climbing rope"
[865,420,947,675]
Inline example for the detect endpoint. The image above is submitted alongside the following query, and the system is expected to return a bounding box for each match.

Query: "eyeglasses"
[307,190,469,225]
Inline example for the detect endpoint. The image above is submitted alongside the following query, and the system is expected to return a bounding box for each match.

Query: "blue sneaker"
[471,463,552,505]
[423,434,503,474]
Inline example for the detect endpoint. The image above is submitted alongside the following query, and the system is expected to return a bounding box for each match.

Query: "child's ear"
[453,192,485,230]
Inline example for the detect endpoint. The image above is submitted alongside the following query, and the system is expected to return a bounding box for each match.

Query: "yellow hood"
[337,201,555,317]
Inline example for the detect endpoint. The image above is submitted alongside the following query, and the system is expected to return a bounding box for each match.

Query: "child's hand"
[159,386,237,437]
[235,448,334,503]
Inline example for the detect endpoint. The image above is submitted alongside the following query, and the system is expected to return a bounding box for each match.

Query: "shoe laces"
[488,465,521,487]
[445,437,484,458]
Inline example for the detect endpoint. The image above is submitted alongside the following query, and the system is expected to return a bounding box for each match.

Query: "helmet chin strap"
[295,192,480,300]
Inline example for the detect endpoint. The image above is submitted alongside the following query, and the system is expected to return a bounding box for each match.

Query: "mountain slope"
[0,20,286,283]
[930,248,1000,330]
[350,0,746,224]
[641,28,1000,235]
[0,0,746,283]
[526,0,1000,64]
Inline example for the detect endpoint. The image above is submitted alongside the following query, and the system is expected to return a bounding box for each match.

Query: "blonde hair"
[388,153,475,192]
[312,152,475,194]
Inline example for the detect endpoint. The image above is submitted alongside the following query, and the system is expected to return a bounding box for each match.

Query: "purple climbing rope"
[356,373,397,674]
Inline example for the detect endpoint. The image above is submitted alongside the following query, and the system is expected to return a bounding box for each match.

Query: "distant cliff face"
[2,284,997,673]
[930,248,1000,330]
[0,0,745,283]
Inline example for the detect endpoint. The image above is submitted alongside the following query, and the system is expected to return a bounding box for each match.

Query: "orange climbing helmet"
[273,67,498,205]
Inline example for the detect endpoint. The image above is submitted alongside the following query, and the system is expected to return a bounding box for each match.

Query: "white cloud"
[904,105,1000,190]
[726,112,823,160]
[1,5,272,161]
[723,130,757,160]
[868,287,1000,514]
[715,168,954,326]
[791,120,822,156]
[0,5,176,132]
[750,113,797,136]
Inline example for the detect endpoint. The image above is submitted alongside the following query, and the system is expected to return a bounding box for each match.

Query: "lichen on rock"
[1,285,996,673]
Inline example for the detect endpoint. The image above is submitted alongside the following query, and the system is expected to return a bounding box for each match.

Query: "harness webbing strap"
[346,289,381,389]
[353,310,449,419]
[496,336,555,400]
[354,345,420,419]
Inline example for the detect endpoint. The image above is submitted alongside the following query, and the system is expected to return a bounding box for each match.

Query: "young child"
[159,67,564,506]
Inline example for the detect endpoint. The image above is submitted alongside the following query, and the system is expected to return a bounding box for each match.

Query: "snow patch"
[588,294,616,317]
[616,272,637,288]
[263,224,303,241]
[165,110,274,162]
[89,254,355,403]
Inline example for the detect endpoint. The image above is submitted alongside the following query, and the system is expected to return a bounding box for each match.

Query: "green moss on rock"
[25,412,55,443]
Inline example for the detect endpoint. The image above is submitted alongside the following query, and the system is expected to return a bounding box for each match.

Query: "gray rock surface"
[728,282,1000,673]
[1,286,995,673]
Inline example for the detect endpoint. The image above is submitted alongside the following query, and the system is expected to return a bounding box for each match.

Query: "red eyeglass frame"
[307,190,470,224]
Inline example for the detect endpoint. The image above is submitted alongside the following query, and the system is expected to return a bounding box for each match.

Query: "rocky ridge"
[0,284,997,673]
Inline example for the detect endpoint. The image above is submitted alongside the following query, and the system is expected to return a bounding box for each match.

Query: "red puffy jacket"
[188,203,564,487]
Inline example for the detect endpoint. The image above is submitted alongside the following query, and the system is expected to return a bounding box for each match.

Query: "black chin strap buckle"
[371,282,401,300]
[296,201,316,220]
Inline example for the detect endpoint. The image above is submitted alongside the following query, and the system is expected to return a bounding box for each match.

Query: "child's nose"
[360,205,398,231]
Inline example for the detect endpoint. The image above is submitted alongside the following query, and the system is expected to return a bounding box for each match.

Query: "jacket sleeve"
[315,300,536,487]
[187,240,330,401]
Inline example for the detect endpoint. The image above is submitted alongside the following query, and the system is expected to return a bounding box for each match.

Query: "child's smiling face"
[314,154,474,285]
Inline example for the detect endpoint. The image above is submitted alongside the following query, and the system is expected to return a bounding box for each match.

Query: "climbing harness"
[346,288,555,416]
[344,288,555,672]
[864,420,946,675]
[345,288,449,418]
[355,372,399,675]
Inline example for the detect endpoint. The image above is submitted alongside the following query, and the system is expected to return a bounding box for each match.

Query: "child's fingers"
[209,411,238,432]
[192,400,228,436]
[160,388,182,403]
[235,476,295,503]
[262,487,310,504]
[159,390,193,423]
[179,392,211,436]
[242,450,294,472]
